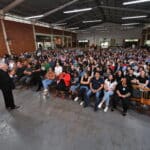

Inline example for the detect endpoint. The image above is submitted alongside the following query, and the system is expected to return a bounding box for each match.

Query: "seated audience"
[98,74,117,112]
[20,63,33,88]
[1,47,150,115]
[136,70,149,89]
[74,72,91,105]
[69,72,80,99]
[54,62,63,77]
[15,61,26,82]
[42,68,56,97]
[126,69,136,84]
[112,77,132,116]
[115,70,124,84]
[84,71,104,111]
[56,68,71,98]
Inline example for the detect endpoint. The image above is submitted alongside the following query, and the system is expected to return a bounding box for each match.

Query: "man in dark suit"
[0,62,20,110]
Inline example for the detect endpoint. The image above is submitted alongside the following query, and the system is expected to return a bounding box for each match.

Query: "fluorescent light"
[122,15,147,20]
[25,15,44,20]
[64,8,92,14]
[68,27,79,30]
[123,0,150,5]
[122,23,140,26]
[83,19,102,23]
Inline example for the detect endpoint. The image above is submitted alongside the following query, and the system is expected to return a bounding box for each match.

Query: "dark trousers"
[121,97,129,113]
[57,79,67,91]
[32,72,41,85]
[112,95,129,113]
[78,86,89,101]
[36,77,43,90]
[1,88,15,108]
[111,94,118,109]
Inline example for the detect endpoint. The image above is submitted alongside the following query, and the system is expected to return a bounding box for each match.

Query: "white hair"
[0,61,7,69]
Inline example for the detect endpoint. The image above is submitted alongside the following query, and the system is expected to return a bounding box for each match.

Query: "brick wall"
[0,20,7,56]
[72,33,77,47]
[53,29,63,35]
[0,20,77,56]
[4,20,36,55]
[35,26,52,34]
[64,31,72,36]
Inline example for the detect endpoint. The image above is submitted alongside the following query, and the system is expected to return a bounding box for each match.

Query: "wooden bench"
[140,88,150,105]
[130,84,150,110]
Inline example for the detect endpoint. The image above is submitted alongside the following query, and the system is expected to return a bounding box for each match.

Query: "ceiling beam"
[66,14,103,28]
[94,0,106,21]
[56,12,83,24]
[98,5,150,14]
[55,7,99,24]
[36,0,79,20]
[53,4,150,24]
[55,3,150,29]
[75,21,104,30]
[1,0,25,14]
[54,0,97,24]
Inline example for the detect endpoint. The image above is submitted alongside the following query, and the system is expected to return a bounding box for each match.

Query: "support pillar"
[1,19,11,55]
[32,24,38,50]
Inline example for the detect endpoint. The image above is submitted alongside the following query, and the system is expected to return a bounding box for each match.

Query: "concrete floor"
[0,89,150,150]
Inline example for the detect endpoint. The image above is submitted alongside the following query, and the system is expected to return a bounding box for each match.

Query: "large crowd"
[1,48,150,116]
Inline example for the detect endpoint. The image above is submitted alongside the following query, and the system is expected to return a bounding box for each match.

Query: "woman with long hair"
[98,74,117,112]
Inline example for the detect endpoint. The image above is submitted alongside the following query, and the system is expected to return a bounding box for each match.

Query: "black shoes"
[12,105,20,109]
[83,103,88,108]
[94,107,98,112]
[111,108,114,111]
[6,105,20,111]
[122,111,127,116]
[36,89,41,92]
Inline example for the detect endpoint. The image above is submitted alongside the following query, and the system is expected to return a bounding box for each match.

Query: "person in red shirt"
[55,68,71,98]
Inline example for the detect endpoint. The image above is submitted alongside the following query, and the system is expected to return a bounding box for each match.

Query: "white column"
[1,19,11,55]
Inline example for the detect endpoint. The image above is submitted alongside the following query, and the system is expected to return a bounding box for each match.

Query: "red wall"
[72,33,77,47]
[0,20,77,56]
[64,31,72,36]
[0,20,7,56]
[35,26,52,34]
[53,29,63,35]
[4,20,36,55]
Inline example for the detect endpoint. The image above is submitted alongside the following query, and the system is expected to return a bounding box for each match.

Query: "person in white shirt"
[98,74,117,112]
[54,62,63,77]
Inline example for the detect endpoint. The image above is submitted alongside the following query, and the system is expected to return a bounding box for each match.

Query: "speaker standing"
[0,62,20,110]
